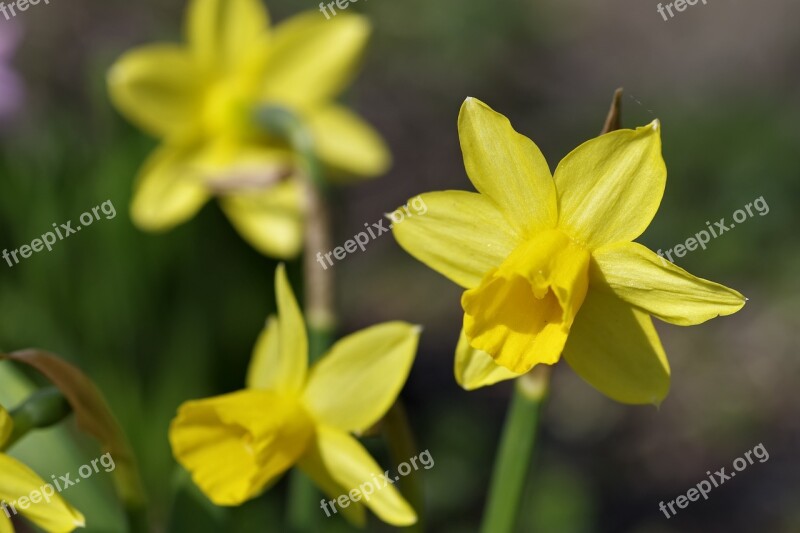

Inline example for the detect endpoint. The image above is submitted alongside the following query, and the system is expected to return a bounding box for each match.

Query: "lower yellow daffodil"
[169,265,420,526]
[393,97,746,405]
[0,406,85,533]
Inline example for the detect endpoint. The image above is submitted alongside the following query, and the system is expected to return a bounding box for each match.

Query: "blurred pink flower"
[0,22,23,122]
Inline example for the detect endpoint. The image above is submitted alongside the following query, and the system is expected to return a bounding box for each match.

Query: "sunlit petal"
[591,241,746,325]
[392,191,520,289]
[454,329,521,390]
[554,121,666,249]
[302,322,420,433]
[0,454,85,533]
[301,425,416,526]
[457,98,557,236]
[563,289,670,405]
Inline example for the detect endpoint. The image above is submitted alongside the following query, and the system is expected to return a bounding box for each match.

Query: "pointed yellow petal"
[392,191,520,289]
[306,105,390,179]
[130,143,210,232]
[186,0,270,74]
[246,265,308,393]
[462,229,590,373]
[261,13,370,109]
[0,406,11,447]
[297,448,367,527]
[169,389,314,506]
[245,316,279,389]
[457,98,557,237]
[563,289,670,405]
[302,322,419,433]
[592,242,746,325]
[220,180,304,259]
[107,44,203,138]
[454,329,521,390]
[0,454,85,532]
[302,425,416,526]
[554,121,666,249]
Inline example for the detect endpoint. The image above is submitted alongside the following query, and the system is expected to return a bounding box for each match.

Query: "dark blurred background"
[1,0,799,531]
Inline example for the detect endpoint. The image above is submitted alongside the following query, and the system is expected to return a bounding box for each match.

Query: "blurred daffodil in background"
[169,265,420,526]
[394,97,746,405]
[107,0,390,258]
[0,405,85,533]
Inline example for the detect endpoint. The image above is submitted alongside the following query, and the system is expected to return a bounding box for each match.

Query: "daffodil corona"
[169,265,420,526]
[393,98,746,405]
[0,406,85,533]
[107,0,390,258]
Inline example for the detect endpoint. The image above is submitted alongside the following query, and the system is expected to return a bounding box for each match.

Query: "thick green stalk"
[480,366,551,533]
[2,387,71,451]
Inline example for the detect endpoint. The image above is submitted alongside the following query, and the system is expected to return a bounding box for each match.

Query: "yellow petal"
[0,454,85,532]
[592,242,746,325]
[107,44,203,138]
[457,98,558,237]
[169,389,314,506]
[0,515,12,533]
[563,289,670,405]
[220,179,304,259]
[302,322,420,433]
[260,13,370,109]
[462,229,590,373]
[246,265,308,393]
[300,425,416,527]
[392,191,520,289]
[0,406,11,447]
[306,105,390,179]
[186,0,270,74]
[454,329,521,390]
[554,121,666,249]
[130,143,210,232]
[296,448,367,527]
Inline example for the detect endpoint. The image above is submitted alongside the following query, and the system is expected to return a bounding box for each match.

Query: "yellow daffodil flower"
[393,97,746,405]
[0,406,85,533]
[169,265,419,526]
[107,0,390,258]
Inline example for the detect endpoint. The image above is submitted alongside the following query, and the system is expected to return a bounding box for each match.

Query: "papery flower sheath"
[0,405,85,533]
[107,0,389,258]
[393,97,745,405]
[169,265,420,526]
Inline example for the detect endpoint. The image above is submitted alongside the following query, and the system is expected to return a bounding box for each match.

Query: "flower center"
[202,77,254,137]
[462,229,590,373]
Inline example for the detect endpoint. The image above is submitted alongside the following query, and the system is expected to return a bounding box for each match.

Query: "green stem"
[382,402,425,532]
[2,387,71,451]
[258,106,334,532]
[480,366,551,533]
